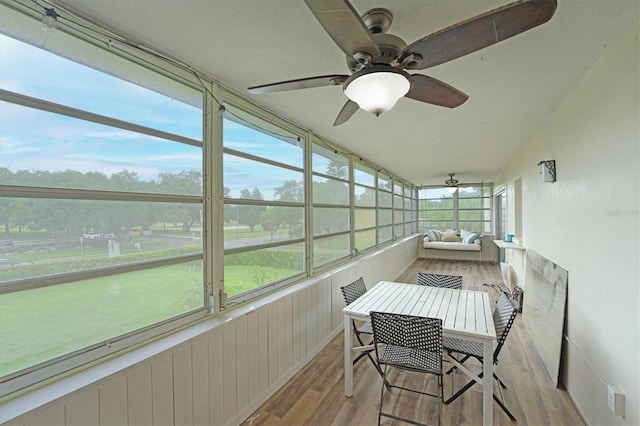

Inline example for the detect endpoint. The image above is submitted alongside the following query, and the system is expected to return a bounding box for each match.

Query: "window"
[222,103,306,299]
[377,173,393,243]
[404,185,416,235]
[0,10,205,394]
[419,184,492,232]
[458,184,492,232]
[393,181,405,237]
[311,143,350,268]
[0,0,420,397]
[354,162,376,251]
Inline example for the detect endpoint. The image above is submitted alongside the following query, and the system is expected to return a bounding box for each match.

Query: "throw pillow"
[424,229,440,242]
[443,229,457,237]
[441,235,462,242]
[462,232,480,244]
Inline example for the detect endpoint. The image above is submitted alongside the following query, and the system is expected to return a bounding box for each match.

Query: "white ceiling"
[53,0,638,186]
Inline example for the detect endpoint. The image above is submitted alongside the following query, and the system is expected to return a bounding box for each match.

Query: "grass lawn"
[2,225,302,376]
[1,262,300,376]
[224,265,300,297]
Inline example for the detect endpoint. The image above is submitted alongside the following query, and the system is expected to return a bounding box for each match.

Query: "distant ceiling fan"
[248,0,557,126]
[445,172,459,193]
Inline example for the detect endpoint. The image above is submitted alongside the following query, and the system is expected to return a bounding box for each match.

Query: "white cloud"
[84,130,149,140]
[0,136,35,153]
[147,152,202,161]
[223,139,265,149]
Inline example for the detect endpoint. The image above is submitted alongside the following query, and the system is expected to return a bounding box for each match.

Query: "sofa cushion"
[423,241,480,251]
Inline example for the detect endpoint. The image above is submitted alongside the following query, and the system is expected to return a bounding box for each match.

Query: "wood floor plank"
[246,259,585,426]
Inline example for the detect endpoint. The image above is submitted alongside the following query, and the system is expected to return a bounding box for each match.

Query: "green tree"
[238,187,265,232]
[259,207,279,240]
[312,179,348,234]
[222,186,234,223]
[110,169,141,190]
[357,187,376,206]
[273,180,303,235]
[326,159,348,179]
[158,171,202,232]
[0,167,13,234]
[274,180,303,202]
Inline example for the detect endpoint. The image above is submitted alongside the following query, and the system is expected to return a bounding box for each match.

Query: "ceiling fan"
[445,172,459,193]
[248,0,557,126]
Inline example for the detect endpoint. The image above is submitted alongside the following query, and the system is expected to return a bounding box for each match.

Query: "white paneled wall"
[4,235,419,426]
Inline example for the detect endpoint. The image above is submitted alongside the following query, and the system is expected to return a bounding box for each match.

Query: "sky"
[0,33,308,200]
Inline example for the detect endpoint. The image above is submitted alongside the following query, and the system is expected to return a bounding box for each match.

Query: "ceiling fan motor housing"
[347,33,409,71]
[362,8,393,33]
[347,8,423,72]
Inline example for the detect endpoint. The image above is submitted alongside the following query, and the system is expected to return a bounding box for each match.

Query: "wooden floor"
[247,259,585,426]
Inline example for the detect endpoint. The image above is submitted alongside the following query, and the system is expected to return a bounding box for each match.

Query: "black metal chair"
[340,277,386,380]
[417,272,463,289]
[370,311,444,426]
[443,293,518,421]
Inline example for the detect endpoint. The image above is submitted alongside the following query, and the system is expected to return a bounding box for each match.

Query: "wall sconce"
[538,160,556,182]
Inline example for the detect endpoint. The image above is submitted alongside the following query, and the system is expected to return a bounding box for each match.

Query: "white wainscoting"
[2,235,419,426]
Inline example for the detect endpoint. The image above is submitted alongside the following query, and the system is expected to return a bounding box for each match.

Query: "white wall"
[495,18,639,426]
[1,236,418,426]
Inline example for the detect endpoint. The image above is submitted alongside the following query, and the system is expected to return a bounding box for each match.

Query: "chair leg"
[494,376,517,421]
[438,375,444,426]
[494,372,508,389]
[365,351,384,375]
[444,371,516,421]
[493,393,517,421]
[445,354,472,374]
[352,350,369,365]
[377,366,434,426]
[377,366,387,426]
[443,374,476,405]
[354,332,389,388]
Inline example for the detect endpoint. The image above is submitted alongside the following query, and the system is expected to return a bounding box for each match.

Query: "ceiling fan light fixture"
[344,66,411,116]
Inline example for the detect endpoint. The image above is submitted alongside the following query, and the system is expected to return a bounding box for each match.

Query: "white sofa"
[418,230,497,262]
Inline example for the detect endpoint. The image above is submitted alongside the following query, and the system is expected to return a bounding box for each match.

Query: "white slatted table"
[343,281,497,426]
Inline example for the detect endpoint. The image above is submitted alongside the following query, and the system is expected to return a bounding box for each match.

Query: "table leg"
[344,313,353,397]
[482,338,494,426]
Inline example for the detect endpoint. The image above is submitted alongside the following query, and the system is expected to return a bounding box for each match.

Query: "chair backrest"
[340,277,367,306]
[370,311,443,372]
[492,293,518,361]
[417,272,463,290]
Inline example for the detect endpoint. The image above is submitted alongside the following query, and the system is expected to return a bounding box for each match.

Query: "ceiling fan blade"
[333,100,359,126]
[248,75,348,94]
[401,0,557,70]
[405,75,468,108]
[304,0,380,60]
